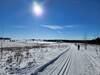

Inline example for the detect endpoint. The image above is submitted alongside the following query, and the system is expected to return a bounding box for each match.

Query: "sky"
[0,0,100,40]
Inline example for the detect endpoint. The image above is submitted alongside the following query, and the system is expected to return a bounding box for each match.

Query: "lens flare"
[33,2,43,16]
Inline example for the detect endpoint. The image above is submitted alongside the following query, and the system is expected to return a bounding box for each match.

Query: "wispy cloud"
[42,25,79,30]
[65,25,78,28]
[42,25,63,30]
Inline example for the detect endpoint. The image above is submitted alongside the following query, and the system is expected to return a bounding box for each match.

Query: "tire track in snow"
[46,52,70,75]
[37,47,72,75]
[58,55,71,75]
[37,44,100,75]
[31,47,71,75]
[51,56,70,75]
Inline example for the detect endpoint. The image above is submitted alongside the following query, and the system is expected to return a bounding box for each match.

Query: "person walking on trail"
[78,44,80,50]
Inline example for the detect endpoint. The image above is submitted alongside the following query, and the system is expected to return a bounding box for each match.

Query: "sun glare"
[33,2,43,16]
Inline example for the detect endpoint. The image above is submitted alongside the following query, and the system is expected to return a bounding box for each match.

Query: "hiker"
[78,44,80,50]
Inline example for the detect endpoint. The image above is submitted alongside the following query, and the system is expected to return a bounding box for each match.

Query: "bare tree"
[0,39,3,59]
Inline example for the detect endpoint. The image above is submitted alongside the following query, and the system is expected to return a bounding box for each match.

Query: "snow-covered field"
[0,41,69,75]
[0,40,53,48]
[0,40,100,75]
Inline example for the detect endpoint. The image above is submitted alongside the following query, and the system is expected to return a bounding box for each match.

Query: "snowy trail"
[37,44,100,75]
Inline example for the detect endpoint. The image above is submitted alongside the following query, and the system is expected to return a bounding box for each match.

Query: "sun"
[33,2,43,16]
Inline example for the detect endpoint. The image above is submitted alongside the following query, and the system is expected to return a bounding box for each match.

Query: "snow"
[0,41,69,75]
[0,40,54,48]
[36,44,100,75]
[0,41,100,75]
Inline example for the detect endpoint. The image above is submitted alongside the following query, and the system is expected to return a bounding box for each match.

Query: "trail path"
[37,44,100,75]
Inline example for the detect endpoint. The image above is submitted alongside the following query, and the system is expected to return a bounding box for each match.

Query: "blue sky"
[0,0,100,39]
